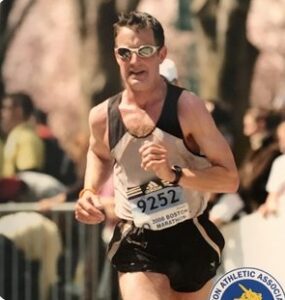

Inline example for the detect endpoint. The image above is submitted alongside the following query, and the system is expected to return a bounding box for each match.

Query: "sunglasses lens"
[116,45,158,60]
[138,46,156,57]
[117,48,131,60]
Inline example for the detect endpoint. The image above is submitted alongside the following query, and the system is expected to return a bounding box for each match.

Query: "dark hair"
[34,109,47,125]
[266,110,283,132]
[5,92,34,119]
[246,107,283,132]
[113,11,165,48]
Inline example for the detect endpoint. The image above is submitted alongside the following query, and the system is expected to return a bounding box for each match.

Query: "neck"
[123,77,167,108]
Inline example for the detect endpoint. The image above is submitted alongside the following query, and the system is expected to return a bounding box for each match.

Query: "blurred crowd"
[0,92,118,300]
[207,103,285,226]
[0,92,86,208]
[0,92,89,299]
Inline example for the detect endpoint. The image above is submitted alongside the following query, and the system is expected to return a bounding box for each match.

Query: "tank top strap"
[156,83,184,138]
[108,92,126,150]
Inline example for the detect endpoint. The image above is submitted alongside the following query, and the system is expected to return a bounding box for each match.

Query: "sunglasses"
[115,45,160,61]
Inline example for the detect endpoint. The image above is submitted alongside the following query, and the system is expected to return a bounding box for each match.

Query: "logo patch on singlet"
[127,179,190,230]
[210,267,285,300]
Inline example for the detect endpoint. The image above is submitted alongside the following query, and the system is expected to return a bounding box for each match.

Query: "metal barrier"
[0,202,117,300]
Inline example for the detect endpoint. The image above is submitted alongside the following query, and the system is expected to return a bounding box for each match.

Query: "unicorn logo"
[234,284,262,300]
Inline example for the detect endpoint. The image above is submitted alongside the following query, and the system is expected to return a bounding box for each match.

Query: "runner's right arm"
[75,101,114,224]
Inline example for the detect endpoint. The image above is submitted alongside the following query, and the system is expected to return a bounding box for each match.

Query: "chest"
[119,104,161,137]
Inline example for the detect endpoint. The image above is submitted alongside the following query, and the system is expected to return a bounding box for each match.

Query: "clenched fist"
[139,141,175,182]
[75,190,105,224]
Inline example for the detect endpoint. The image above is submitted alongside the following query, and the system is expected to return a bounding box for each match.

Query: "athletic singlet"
[107,83,211,230]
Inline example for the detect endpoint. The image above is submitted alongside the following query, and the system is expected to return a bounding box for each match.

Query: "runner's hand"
[139,141,175,182]
[75,191,105,224]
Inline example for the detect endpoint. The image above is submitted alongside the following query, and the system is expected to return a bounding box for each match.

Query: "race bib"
[127,179,190,230]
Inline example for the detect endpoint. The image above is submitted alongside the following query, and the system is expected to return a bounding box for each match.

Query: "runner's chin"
[128,73,150,90]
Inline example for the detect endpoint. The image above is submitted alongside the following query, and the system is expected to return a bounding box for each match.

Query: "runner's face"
[114,27,166,91]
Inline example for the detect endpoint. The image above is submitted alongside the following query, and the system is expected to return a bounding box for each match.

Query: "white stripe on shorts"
[107,221,133,261]
[193,217,221,261]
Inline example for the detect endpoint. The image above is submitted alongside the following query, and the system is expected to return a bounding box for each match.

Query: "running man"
[75,11,239,300]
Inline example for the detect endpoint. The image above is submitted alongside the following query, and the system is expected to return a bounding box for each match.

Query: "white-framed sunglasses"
[115,45,160,61]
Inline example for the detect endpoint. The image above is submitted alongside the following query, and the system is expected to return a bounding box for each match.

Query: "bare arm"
[84,101,114,188]
[140,91,239,193]
[259,182,285,217]
[177,91,239,192]
[75,101,114,224]
[259,192,279,217]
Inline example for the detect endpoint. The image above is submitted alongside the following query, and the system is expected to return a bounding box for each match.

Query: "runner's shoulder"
[89,100,109,127]
[179,90,208,117]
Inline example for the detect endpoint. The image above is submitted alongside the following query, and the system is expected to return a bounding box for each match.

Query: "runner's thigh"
[119,271,172,300]
[170,279,213,300]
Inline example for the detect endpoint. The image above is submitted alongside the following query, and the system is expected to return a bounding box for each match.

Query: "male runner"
[75,11,239,300]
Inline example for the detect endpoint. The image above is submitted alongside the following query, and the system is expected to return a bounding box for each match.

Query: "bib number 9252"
[136,189,179,213]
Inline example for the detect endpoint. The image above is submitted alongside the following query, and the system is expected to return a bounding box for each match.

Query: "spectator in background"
[239,107,282,213]
[1,92,45,176]
[209,107,282,226]
[0,93,66,202]
[0,109,26,202]
[259,120,285,217]
[32,109,77,186]
[37,132,88,210]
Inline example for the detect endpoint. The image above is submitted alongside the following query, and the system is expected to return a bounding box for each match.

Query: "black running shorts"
[107,213,225,292]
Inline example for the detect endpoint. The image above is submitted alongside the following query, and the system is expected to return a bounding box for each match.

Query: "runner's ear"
[158,46,167,63]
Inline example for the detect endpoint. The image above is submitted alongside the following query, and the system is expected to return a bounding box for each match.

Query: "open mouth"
[129,70,146,77]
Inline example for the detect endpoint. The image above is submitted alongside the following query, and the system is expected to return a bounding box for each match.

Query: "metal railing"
[0,202,118,300]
